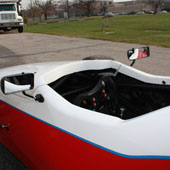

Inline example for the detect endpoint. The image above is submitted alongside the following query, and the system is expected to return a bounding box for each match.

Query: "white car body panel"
[0,60,170,169]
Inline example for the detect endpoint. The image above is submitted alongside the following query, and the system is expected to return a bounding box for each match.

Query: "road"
[0,32,170,76]
[0,32,170,169]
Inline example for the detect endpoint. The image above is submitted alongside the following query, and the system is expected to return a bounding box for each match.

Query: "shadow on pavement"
[0,143,28,170]
[0,45,24,69]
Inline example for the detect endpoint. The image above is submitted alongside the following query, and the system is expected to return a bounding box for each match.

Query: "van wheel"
[18,27,23,33]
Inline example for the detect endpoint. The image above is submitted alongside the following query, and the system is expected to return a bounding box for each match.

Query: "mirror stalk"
[22,91,44,103]
[130,60,136,67]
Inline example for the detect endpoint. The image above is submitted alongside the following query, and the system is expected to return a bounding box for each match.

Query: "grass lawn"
[24,14,170,48]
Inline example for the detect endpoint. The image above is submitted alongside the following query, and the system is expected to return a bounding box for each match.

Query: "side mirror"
[1,73,34,95]
[127,46,150,66]
[127,46,150,61]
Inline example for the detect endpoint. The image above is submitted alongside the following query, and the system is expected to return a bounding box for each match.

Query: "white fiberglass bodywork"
[1,60,170,158]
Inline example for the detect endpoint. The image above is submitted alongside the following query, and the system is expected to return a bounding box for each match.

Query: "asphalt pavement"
[0,143,28,170]
[0,32,170,169]
[0,32,170,76]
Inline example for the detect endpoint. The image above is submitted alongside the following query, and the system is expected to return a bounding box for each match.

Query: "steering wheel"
[73,76,118,115]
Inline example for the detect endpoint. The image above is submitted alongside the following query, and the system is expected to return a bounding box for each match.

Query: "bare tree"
[66,0,70,18]
[78,0,96,17]
[26,0,42,21]
[35,0,57,20]
[138,0,169,14]
[150,0,162,14]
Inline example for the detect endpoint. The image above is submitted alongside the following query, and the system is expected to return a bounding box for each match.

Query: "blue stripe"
[1,99,170,160]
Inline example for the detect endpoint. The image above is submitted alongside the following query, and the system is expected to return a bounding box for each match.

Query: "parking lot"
[0,32,170,76]
[0,32,170,169]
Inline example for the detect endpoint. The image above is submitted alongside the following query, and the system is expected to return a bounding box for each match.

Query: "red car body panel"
[1,100,170,170]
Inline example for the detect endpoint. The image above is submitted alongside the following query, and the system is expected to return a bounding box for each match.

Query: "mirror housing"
[1,73,34,95]
[127,46,150,61]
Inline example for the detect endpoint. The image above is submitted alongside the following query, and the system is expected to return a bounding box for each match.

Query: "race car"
[0,47,170,170]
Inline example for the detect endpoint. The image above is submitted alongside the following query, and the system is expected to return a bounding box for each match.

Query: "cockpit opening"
[49,69,170,120]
